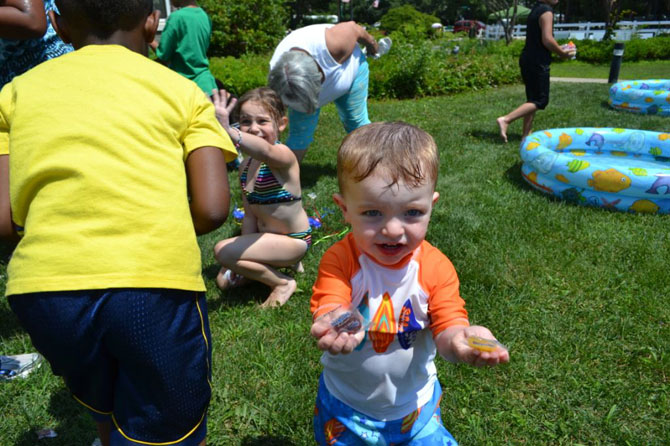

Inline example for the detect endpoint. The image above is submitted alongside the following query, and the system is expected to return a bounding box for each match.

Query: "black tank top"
[522,2,553,65]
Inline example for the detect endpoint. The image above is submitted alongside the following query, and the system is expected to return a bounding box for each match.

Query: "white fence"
[484,20,670,41]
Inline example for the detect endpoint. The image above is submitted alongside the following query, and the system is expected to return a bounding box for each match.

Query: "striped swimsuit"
[240,159,312,248]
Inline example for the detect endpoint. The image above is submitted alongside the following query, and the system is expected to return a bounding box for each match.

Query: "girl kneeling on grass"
[212,87,311,307]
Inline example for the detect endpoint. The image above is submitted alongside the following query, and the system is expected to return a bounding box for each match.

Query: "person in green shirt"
[150,0,216,94]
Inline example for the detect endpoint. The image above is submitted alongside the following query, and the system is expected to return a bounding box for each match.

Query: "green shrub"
[208,40,522,101]
[367,40,520,99]
[380,5,439,41]
[209,53,270,96]
[446,37,525,58]
[200,0,288,57]
[623,36,670,61]
[554,36,670,64]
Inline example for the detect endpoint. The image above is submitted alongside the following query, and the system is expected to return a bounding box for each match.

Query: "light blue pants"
[314,374,458,446]
[286,54,371,151]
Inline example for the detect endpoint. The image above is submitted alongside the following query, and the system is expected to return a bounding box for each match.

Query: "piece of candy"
[331,311,362,334]
[466,336,507,352]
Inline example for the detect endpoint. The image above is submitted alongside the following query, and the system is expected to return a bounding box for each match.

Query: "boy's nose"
[381,218,404,239]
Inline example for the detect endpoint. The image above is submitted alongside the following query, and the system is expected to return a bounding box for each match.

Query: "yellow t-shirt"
[0,45,236,296]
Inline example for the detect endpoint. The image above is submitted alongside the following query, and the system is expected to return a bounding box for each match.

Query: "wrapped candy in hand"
[465,336,508,353]
[561,41,577,59]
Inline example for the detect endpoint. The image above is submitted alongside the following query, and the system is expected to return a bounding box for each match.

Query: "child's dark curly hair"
[55,0,153,39]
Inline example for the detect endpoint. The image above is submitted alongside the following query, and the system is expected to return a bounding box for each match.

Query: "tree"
[200,0,288,57]
[486,0,520,44]
[349,0,390,26]
[285,0,328,29]
[380,4,440,37]
[602,0,623,40]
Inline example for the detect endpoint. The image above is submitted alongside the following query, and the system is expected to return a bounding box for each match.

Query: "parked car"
[453,20,486,36]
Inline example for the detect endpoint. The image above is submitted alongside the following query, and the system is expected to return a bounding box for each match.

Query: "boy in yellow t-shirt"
[0,1,236,445]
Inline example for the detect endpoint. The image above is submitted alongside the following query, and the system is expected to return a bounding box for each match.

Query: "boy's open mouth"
[377,243,404,255]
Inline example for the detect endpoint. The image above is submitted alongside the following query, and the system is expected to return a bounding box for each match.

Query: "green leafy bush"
[623,36,670,61]
[367,40,520,99]
[209,53,270,97]
[554,36,670,63]
[208,40,521,101]
[380,5,439,41]
[200,0,288,57]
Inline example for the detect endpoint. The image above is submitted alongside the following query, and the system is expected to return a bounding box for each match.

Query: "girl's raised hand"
[211,89,237,131]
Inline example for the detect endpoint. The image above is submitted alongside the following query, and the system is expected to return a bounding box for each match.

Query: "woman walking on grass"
[496,0,575,143]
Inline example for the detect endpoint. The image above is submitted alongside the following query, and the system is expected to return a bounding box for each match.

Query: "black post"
[608,42,625,84]
[350,0,354,21]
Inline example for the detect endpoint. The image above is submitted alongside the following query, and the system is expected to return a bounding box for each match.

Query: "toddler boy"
[310,121,509,445]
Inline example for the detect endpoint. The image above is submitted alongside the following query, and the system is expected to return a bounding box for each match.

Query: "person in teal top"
[150,0,216,94]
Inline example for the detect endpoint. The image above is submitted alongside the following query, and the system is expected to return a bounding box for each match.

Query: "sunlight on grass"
[552,59,670,80]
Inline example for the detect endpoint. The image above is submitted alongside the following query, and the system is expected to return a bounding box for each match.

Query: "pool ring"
[520,128,670,214]
[609,79,670,116]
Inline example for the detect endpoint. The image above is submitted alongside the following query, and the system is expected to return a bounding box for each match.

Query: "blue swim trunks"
[9,288,212,446]
[314,374,458,446]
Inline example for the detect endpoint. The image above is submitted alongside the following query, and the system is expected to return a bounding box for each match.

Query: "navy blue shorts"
[520,57,550,110]
[9,288,212,446]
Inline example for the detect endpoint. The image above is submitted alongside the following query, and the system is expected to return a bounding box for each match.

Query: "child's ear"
[332,193,350,222]
[143,10,161,43]
[432,191,439,206]
[48,10,72,44]
[277,116,288,133]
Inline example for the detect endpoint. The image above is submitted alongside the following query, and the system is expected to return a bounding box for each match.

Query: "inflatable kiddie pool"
[609,79,670,116]
[520,128,670,214]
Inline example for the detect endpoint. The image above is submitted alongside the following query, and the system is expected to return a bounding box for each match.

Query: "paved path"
[551,77,609,83]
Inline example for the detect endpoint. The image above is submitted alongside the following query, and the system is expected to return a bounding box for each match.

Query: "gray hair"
[267,50,322,115]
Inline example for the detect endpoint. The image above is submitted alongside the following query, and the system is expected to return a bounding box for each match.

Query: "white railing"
[484,20,670,41]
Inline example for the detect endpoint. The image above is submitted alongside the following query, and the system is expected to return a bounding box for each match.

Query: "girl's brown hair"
[234,87,286,131]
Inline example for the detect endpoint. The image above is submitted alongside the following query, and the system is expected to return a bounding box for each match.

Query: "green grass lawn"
[1,83,669,445]
[552,59,670,80]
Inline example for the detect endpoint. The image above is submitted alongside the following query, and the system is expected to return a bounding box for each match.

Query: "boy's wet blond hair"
[337,121,439,194]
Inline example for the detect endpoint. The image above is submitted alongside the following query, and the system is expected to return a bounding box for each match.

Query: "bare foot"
[216,268,248,290]
[260,279,297,308]
[496,116,509,143]
[290,261,305,273]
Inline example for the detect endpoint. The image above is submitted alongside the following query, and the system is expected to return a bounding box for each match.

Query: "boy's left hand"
[438,325,510,367]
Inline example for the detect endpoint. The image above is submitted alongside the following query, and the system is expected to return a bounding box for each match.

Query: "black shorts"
[520,57,550,110]
[9,288,212,446]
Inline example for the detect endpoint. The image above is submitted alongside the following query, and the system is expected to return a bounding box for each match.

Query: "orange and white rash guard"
[311,233,469,420]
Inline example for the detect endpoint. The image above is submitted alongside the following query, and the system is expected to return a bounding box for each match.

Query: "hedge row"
[209,54,269,97]
[558,36,670,63]
[209,41,521,101]
[439,35,670,64]
[368,40,520,99]
[206,35,669,101]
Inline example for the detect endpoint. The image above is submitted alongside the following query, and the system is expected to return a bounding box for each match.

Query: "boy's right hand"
[560,42,577,59]
[311,306,365,355]
[210,89,237,131]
